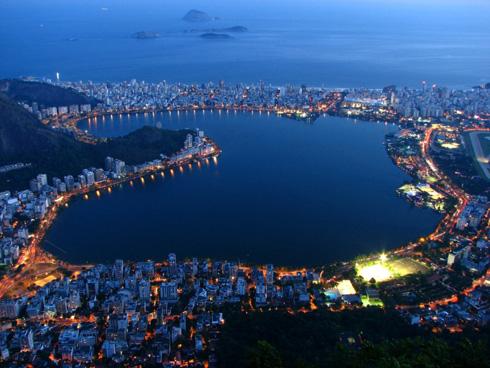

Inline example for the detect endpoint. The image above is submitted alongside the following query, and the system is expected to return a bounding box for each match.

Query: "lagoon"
[43,111,441,266]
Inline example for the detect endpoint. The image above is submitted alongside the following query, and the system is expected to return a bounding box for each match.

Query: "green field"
[361,295,384,307]
[389,258,430,276]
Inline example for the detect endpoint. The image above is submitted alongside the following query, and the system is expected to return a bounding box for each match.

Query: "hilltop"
[0,79,99,108]
[0,91,189,191]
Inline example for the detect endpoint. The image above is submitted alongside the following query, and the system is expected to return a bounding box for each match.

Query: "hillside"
[103,126,189,165]
[0,92,79,157]
[0,95,190,191]
[0,79,99,108]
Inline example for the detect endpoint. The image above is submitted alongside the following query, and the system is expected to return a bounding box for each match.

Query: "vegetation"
[217,307,490,368]
[0,78,99,108]
[0,92,190,190]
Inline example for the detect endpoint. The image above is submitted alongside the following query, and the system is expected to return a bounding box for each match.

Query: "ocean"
[1,0,489,89]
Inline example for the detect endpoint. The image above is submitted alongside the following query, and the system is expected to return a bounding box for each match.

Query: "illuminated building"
[114,259,124,279]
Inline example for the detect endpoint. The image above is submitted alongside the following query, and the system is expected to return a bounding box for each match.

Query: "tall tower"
[266,264,274,285]
[422,81,426,94]
[192,257,198,277]
[168,253,177,276]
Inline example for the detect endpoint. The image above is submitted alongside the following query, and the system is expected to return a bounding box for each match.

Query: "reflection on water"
[46,111,441,266]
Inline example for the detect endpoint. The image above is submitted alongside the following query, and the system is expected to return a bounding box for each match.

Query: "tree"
[245,340,283,368]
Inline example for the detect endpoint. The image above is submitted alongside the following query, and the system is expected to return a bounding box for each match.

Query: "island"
[131,31,162,39]
[185,26,249,33]
[182,9,214,22]
[200,33,232,39]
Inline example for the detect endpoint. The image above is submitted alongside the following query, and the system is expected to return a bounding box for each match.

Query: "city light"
[357,263,393,282]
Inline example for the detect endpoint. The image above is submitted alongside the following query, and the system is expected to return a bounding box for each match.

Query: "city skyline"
[0,0,490,367]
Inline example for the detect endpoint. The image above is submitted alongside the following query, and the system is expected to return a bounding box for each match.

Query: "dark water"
[1,0,489,88]
[44,112,441,266]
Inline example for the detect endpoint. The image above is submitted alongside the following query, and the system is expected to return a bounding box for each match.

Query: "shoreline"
[2,99,481,300]
[46,111,432,266]
[0,136,222,299]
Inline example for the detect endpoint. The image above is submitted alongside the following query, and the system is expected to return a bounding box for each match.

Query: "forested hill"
[217,307,490,368]
[0,92,78,157]
[0,93,190,191]
[0,79,99,108]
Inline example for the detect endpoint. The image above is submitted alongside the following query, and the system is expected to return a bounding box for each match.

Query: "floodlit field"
[356,257,430,282]
[357,263,393,282]
[389,257,430,276]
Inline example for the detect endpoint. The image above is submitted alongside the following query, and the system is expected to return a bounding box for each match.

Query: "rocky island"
[131,31,162,39]
[199,33,232,39]
[185,26,249,33]
[182,9,214,22]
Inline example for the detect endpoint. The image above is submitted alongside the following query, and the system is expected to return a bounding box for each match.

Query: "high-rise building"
[192,257,198,277]
[19,329,34,352]
[168,253,177,275]
[105,157,114,171]
[63,175,75,191]
[113,159,125,176]
[156,307,165,326]
[69,104,79,114]
[138,279,151,301]
[237,277,246,296]
[184,134,193,149]
[83,170,95,186]
[29,179,41,193]
[160,282,177,301]
[37,174,48,186]
[266,264,274,285]
[94,168,105,182]
[86,279,99,296]
[180,311,187,331]
[77,175,87,187]
[114,259,124,279]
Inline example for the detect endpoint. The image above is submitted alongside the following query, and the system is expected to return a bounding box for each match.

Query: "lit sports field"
[389,258,430,276]
[357,257,430,282]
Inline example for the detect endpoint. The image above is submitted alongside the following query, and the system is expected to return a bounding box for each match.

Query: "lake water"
[43,111,441,266]
[1,0,489,89]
